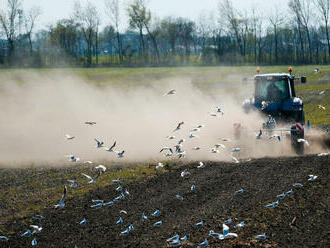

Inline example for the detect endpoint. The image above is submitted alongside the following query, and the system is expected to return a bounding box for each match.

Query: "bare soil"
[0,155,329,248]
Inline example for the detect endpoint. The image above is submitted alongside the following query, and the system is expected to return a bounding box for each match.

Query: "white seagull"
[54,186,67,208]
[104,141,116,152]
[65,134,75,140]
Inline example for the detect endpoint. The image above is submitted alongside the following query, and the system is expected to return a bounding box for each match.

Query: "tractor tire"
[291,125,304,155]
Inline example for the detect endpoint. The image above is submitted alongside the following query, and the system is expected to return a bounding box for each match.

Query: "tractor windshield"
[255,79,290,102]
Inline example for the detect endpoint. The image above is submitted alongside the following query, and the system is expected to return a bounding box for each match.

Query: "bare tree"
[289,0,313,63]
[269,7,284,64]
[24,6,41,55]
[314,0,330,61]
[218,0,244,56]
[105,0,123,63]
[0,0,22,63]
[74,1,100,66]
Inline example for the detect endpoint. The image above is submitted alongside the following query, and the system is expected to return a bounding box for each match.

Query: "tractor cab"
[251,71,306,123]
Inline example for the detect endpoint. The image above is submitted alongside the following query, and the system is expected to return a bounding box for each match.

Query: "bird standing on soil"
[21,229,32,237]
[308,175,318,181]
[318,105,326,110]
[95,165,107,172]
[195,221,204,227]
[197,239,208,248]
[30,225,42,234]
[54,186,67,208]
[67,180,78,188]
[0,236,8,241]
[255,233,267,239]
[79,218,87,225]
[197,162,205,169]
[156,162,164,169]
[32,238,37,246]
[153,221,163,227]
[151,209,160,217]
[180,169,191,178]
[116,217,123,225]
[234,221,245,228]
[265,200,279,208]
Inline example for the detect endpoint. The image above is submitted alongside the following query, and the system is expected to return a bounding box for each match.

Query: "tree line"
[1,0,330,67]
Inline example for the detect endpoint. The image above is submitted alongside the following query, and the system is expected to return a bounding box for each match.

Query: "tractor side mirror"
[301,76,307,84]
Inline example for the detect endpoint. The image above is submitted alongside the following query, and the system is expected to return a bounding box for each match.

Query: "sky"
[1,0,290,30]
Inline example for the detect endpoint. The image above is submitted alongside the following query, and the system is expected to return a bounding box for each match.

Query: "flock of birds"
[0,88,327,247]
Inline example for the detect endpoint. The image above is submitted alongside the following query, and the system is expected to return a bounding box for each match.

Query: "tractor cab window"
[255,79,290,102]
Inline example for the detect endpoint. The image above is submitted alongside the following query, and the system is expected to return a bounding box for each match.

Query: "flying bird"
[189,133,197,139]
[30,225,42,234]
[211,148,219,153]
[173,122,184,132]
[160,147,173,154]
[178,151,186,158]
[54,186,67,208]
[166,135,176,140]
[224,218,232,224]
[215,144,226,149]
[297,138,309,146]
[216,106,224,115]
[319,90,325,95]
[65,134,75,140]
[232,156,240,164]
[191,128,201,132]
[94,138,104,148]
[164,89,176,96]
[193,147,201,150]
[232,148,241,152]
[82,172,101,184]
[293,183,303,188]
[256,130,262,139]
[178,139,185,145]
[104,141,116,152]
[66,155,80,162]
[116,150,125,158]
[85,121,96,125]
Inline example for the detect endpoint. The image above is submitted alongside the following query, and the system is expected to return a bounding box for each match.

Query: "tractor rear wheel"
[291,125,304,155]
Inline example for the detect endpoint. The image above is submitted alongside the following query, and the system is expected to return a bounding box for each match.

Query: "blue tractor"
[243,67,307,154]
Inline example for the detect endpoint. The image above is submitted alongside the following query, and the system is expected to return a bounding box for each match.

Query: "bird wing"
[82,173,92,180]
[109,141,116,150]
[60,186,67,203]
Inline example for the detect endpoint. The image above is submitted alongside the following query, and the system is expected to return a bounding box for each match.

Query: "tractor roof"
[254,73,294,80]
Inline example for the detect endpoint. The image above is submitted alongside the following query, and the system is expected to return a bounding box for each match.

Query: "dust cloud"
[0,69,326,167]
